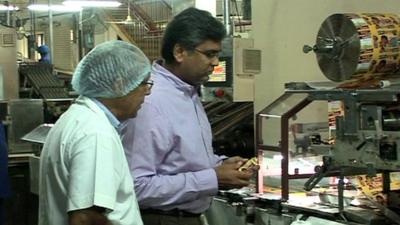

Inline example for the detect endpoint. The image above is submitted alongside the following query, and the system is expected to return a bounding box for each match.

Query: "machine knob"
[303,45,315,53]
[213,89,225,97]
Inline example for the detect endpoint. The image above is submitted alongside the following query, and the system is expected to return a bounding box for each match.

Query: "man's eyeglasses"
[141,79,154,89]
[194,48,221,59]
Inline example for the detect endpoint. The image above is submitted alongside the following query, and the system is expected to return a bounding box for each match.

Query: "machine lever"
[304,157,332,191]
[356,136,373,151]
[356,141,367,150]
[304,166,329,191]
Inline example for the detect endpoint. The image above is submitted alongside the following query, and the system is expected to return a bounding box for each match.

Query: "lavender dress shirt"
[121,61,224,213]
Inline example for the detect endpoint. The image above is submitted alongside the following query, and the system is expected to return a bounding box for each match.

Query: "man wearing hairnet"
[38,40,152,225]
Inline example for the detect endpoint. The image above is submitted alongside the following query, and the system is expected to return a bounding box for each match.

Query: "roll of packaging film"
[305,13,400,87]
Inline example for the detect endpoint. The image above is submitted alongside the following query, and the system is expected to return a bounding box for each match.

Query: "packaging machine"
[206,12,400,225]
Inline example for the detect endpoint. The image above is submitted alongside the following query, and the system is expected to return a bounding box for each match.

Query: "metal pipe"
[48,0,54,63]
[6,9,10,26]
[223,0,231,36]
[78,10,83,59]
[29,0,36,59]
[380,79,400,88]
[338,170,344,213]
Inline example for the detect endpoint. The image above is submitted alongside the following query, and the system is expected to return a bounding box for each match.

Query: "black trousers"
[141,213,203,225]
[0,198,3,225]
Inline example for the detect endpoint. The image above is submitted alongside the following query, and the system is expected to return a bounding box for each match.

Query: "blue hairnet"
[37,45,49,54]
[71,40,151,98]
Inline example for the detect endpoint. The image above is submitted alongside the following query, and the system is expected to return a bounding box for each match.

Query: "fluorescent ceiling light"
[63,0,121,8]
[0,5,19,11]
[28,4,82,12]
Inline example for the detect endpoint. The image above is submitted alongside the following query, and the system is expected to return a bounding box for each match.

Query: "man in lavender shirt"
[121,7,256,225]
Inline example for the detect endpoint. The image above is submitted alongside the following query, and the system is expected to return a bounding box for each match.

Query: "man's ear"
[173,44,186,63]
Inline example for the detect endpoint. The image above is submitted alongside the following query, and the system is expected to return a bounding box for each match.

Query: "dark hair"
[161,7,226,64]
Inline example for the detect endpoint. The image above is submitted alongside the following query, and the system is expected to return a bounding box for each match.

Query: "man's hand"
[222,156,247,168]
[215,157,256,189]
[68,206,112,225]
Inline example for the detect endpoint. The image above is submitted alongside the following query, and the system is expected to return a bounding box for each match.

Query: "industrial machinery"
[0,24,18,99]
[201,37,261,102]
[300,12,400,189]
[201,37,261,157]
[254,13,400,225]
[19,63,70,99]
[207,13,400,225]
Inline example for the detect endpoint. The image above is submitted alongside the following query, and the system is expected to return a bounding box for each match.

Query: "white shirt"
[39,96,142,225]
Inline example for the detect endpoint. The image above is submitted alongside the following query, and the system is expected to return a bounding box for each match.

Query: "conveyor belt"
[19,63,69,99]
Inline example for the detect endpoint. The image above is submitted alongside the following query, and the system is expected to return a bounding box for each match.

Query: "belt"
[140,208,201,218]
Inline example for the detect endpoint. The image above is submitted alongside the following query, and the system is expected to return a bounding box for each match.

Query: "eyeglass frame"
[141,79,154,89]
[193,48,221,59]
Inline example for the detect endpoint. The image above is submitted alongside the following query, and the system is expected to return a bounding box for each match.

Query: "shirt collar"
[152,60,198,95]
[90,98,120,129]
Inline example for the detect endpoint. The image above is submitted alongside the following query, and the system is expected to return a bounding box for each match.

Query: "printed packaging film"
[315,13,400,82]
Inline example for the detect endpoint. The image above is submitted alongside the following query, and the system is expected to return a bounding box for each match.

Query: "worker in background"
[121,7,257,225]
[0,122,10,225]
[37,45,51,64]
[39,40,152,225]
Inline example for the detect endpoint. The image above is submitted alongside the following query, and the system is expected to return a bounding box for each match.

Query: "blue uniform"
[0,122,11,225]
[37,45,51,64]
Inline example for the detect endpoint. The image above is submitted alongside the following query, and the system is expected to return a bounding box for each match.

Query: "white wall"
[252,0,400,113]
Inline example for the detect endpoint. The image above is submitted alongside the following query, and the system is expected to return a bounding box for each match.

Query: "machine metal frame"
[256,82,400,202]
